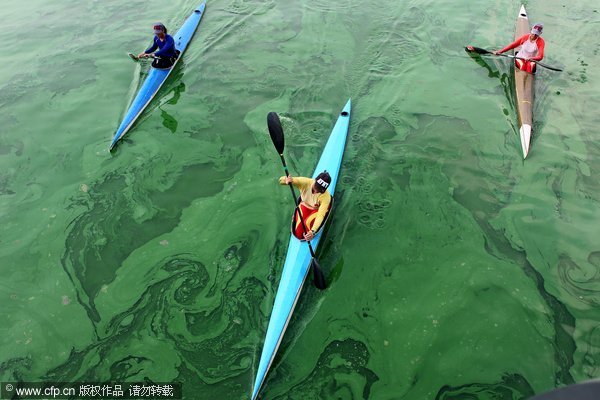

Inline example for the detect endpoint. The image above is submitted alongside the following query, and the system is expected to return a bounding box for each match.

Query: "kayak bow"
[514,4,533,158]
[109,2,206,150]
[251,99,351,400]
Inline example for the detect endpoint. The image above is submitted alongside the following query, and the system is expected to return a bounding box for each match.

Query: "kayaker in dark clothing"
[137,23,180,69]
[279,171,332,241]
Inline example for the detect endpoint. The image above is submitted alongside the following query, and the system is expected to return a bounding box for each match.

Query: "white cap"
[531,23,543,35]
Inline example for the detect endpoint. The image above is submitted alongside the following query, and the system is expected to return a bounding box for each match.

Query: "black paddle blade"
[537,62,563,72]
[310,258,327,290]
[466,46,492,55]
[267,112,285,154]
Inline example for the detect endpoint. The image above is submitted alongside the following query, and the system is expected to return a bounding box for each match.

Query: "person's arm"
[530,37,545,61]
[496,34,528,54]
[154,35,175,57]
[310,192,331,233]
[144,37,158,54]
[278,176,312,191]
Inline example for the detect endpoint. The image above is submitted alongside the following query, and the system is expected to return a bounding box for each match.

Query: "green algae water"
[1,0,600,398]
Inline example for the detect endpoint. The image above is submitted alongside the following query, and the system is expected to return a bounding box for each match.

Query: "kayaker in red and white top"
[495,23,545,74]
[279,171,332,241]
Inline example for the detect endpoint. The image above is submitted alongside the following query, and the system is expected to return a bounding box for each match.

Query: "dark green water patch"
[0,174,16,195]
[61,160,240,325]
[419,115,576,385]
[0,356,33,381]
[557,253,600,307]
[435,373,534,400]
[271,339,379,400]
[161,109,178,133]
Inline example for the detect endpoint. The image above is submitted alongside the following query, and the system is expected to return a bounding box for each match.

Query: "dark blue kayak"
[109,2,206,150]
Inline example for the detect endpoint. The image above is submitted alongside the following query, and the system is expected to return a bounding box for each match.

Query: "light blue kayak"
[251,99,352,400]
[109,2,206,150]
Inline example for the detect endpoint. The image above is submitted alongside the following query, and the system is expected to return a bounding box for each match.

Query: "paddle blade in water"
[310,258,327,290]
[267,112,285,154]
[535,61,563,72]
[466,46,492,55]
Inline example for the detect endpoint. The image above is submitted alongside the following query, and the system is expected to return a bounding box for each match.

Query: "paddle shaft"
[266,111,326,290]
[279,154,319,257]
[128,53,162,61]
[467,46,562,71]
[498,53,562,71]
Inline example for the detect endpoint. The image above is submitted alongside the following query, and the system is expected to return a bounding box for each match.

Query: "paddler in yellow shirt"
[279,171,332,241]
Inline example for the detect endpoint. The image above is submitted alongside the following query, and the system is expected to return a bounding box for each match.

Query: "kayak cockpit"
[290,196,334,241]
